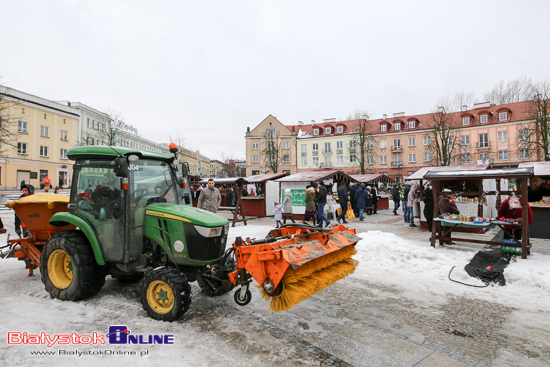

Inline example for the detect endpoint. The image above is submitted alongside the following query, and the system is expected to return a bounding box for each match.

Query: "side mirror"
[181,162,189,176]
[114,156,129,178]
[183,192,191,205]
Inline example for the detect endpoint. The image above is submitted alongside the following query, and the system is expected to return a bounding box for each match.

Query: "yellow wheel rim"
[47,249,73,290]
[146,280,175,314]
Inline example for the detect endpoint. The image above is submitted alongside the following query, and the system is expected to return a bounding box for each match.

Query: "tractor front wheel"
[141,267,191,321]
[40,231,106,301]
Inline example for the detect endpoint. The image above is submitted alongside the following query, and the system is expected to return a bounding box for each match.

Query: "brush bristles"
[259,246,358,312]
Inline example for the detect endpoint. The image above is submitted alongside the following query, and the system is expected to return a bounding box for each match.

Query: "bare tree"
[167,130,187,151]
[483,77,532,105]
[261,122,282,173]
[426,101,460,166]
[220,155,246,177]
[518,80,550,161]
[347,110,377,174]
[80,107,123,146]
[0,84,22,154]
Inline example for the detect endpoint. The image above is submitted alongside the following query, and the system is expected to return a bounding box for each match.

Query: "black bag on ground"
[464,248,510,286]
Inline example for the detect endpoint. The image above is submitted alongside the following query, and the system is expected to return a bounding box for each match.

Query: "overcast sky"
[2,1,549,160]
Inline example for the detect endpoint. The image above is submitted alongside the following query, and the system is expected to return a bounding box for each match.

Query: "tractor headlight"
[194,225,223,238]
[224,224,230,234]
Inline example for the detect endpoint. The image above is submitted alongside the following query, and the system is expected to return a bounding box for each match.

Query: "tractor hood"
[145,203,229,227]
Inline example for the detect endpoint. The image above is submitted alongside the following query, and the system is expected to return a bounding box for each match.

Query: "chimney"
[383,114,387,120]
[438,107,445,113]
[311,120,315,124]
[393,112,405,118]
[473,101,491,109]
[298,121,303,125]
[461,105,468,111]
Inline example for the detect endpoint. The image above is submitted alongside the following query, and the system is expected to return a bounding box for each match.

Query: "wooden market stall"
[243,172,289,217]
[349,173,395,210]
[425,167,534,259]
[274,170,358,220]
[519,162,550,239]
[406,164,490,229]
[199,177,247,227]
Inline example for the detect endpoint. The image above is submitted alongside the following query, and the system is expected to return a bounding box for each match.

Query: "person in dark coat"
[423,184,434,232]
[403,183,411,222]
[438,188,459,245]
[350,183,358,217]
[371,186,378,214]
[365,186,373,215]
[392,184,400,215]
[316,182,331,228]
[336,182,349,224]
[226,188,235,207]
[356,184,368,221]
[304,186,316,225]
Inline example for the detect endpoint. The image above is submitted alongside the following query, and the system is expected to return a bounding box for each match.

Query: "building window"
[479,133,489,148]
[40,125,50,137]
[324,142,331,154]
[313,157,319,165]
[423,136,431,145]
[408,137,416,146]
[336,141,343,149]
[337,155,343,164]
[498,150,509,160]
[283,141,289,149]
[480,114,488,123]
[252,155,259,163]
[409,120,415,128]
[380,155,387,164]
[17,142,28,154]
[60,149,68,160]
[424,152,432,162]
[325,127,331,134]
[44,114,47,119]
[301,144,307,152]
[337,126,344,133]
[312,143,318,151]
[479,153,489,161]
[461,135,470,145]
[313,128,319,136]
[497,131,508,142]
[22,108,25,114]
[380,140,387,149]
[87,118,90,128]
[408,153,416,163]
[60,130,68,141]
[265,128,276,137]
[393,139,401,147]
[462,117,470,125]
[302,158,307,165]
[394,123,401,131]
[381,124,386,132]
[366,156,374,165]
[518,128,529,141]
[460,153,471,163]
[282,154,290,163]
[349,154,356,163]
[18,120,28,133]
[519,148,530,159]
[252,142,259,149]
[40,146,49,157]
[499,112,507,121]
[366,141,374,150]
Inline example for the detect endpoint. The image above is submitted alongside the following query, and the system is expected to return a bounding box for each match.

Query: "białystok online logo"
[7,326,175,347]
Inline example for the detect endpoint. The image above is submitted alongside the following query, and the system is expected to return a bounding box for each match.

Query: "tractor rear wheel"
[141,267,191,321]
[40,230,106,301]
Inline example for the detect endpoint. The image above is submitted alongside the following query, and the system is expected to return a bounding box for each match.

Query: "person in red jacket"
[497,195,533,241]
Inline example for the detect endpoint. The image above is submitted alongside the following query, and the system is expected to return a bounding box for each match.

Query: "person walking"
[272,202,283,228]
[282,188,295,224]
[371,185,378,214]
[439,188,459,245]
[304,186,317,225]
[42,176,52,192]
[423,184,434,232]
[350,182,359,217]
[408,183,418,227]
[316,182,331,228]
[198,178,221,213]
[403,183,411,222]
[356,184,367,221]
[392,184,400,215]
[336,182,349,224]
[365,186,373,215]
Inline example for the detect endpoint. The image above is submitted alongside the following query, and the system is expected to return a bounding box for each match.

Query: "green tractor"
[41,145,235,321]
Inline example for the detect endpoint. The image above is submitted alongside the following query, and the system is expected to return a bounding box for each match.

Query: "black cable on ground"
[448,266,490,288]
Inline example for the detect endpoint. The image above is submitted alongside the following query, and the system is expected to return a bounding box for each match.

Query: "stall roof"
[244,172,289,183]
[275,170,357,183]
[518,162,550,176]
[424,167,533,180]
[349,173,394,184]
[199,177,247,185]
[406,164,490,180]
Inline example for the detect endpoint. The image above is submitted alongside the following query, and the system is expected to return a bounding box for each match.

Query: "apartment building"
[0,88,80,190]
[245,115,297,176]
[259,100,539,182]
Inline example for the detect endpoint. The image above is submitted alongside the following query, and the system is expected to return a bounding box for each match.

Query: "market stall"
[274,170,357,220]
[243,172,289,217]
[199,177,247,227]
[425,167,534,259]
[519,162,550,239]
[349,173,394,210]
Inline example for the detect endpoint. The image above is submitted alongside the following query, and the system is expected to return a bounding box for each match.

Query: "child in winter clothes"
[272,203,283,228]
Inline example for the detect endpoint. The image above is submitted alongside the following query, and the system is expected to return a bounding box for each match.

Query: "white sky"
[2,0,550,160]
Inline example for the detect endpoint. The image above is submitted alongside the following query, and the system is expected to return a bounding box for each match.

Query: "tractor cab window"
[131,159,179,205]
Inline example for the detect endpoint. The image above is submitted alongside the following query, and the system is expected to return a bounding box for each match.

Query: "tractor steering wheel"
[132,188,149,205]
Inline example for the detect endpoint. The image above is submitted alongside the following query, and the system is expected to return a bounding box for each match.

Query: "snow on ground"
[1,210,549,366]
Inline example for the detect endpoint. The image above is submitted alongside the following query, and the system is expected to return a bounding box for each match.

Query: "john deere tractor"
[41,145,235,321]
